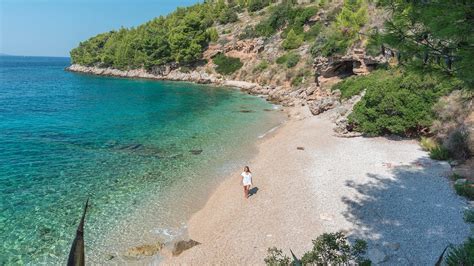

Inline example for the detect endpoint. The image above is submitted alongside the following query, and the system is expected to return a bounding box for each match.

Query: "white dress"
[241,172,252,186]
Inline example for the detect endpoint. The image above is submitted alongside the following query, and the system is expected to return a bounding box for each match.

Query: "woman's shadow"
[249,187,259,197]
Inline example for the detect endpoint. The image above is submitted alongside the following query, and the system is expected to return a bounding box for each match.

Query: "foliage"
[243,2,317,38]
[304,22,323,41]
[429,146,451,161]
[71,1,244,69]
[445,237,474,266]
[464,209,474,224]
[454,183,474,201]
[207,28,219,42]
[264,232,370,266]
[264,247,291,265]
[311,0,368,57]
[276,52,300,68]
[218,7,239,24]
[254,60,269,73]
[419,137,438,152]
[347,68,462,136]
[282,29,304,50]
[247,0,272,12]
[301,232,370,265]
[213,53,243,75]
[377,0,474,88]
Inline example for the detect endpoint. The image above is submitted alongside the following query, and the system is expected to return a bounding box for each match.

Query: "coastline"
[161,107,470,265]
[66,64,306,106]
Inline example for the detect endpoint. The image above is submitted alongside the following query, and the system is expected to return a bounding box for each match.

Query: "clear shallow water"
[0,56,283,264]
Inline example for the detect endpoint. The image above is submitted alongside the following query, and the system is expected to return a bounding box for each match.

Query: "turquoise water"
[0,56,283,264]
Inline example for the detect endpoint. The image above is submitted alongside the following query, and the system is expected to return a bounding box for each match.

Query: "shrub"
[247,0,271,12]
[213,53,243,75]
[420,137,438,152]
[429,146,451,160]
[207,28,219,42]
[445,237,474,265]
[304,22,323,41]
[291,76,304,86]
[254,60,269,73]
[282,29,304,50]
[264,247,290,265]
[464,209,474,223]
[276,52,300,68]
[347,69,456,136]
[455,183,474,200]
[264,232,370,266]
[286,53,300,68]
[218,8,239,24]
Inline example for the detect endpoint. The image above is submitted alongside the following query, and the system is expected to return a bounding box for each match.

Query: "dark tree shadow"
[249,187,259,197]
[342,157,471,265]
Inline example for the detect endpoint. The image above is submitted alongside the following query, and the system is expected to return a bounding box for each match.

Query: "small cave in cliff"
[322,60,357,78]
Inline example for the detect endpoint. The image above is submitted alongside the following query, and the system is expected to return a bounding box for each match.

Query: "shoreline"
[161,107,471,265]
[66,64,305,106]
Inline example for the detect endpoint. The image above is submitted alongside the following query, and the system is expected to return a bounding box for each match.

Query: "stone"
[190,149,203,155]
[124,243,163,257]
[308,97,340,115]
[172,239,200,256]
[368,248,389,264]
[384,242,401,251]
[297,146,305,150]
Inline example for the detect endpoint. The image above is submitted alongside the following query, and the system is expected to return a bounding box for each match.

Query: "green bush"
[207,28,219,42]
[347,69,457,136]
[429,146,451,161]
[282,29,304,50]
[253,60,269,73]
[445,237,474,266]
[213,53,243,75]
[247,0,271,12]
[291,76,304,86]
[265,232,370,266]
[276,52,300,68]
[218,8,239,24]
[455,183,474,201]
[304,22,323,41]
[464,209,474,223]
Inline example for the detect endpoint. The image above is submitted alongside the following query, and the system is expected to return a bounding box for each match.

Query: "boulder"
[367,248,389,264]
[172,239,201,256]
[308,97,340,115]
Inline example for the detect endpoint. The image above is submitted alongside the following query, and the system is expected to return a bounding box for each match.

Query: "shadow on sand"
[249,187,259,197]
[341,157,470,264]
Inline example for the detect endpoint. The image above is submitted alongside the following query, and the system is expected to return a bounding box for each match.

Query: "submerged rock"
[172,239,200,256]
[190,149,203,155]
[124,242,163,258]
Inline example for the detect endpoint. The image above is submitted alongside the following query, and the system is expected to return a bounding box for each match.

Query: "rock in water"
[172,239,200,256]
[190,149,203,155]
[124,243,163,258]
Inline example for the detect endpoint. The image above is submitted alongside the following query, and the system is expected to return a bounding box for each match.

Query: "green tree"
[378,0,474,88]
[282,29,304,50]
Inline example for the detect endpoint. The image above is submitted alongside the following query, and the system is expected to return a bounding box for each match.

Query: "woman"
[241,166,253,199]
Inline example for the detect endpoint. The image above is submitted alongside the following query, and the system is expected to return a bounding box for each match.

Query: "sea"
[0,56,284,264]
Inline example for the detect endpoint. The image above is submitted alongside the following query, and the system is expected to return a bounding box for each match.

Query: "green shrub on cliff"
[347,69,462,136]
[282,29,304,50]
[445,237,474,265]
[276,52,300,68]
[213,53,243,75]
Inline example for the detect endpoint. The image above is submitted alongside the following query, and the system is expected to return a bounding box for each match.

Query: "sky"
[0,0,201,57]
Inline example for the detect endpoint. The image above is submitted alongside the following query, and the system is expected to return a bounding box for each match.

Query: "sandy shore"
[163,107,470,265]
